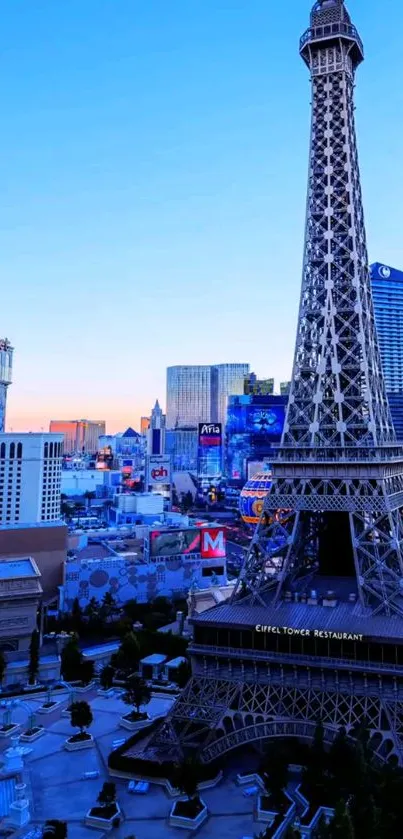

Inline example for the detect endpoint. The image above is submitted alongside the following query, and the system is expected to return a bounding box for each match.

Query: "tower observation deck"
[0,339,13,433]
[123,0,403,767]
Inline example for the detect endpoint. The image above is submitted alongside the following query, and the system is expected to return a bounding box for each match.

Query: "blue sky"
[2,0,403,432]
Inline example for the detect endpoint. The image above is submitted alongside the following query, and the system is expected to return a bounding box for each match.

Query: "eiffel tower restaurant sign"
[255,625,364,642]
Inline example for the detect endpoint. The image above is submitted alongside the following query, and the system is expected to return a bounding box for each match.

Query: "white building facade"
[0,433,63,525]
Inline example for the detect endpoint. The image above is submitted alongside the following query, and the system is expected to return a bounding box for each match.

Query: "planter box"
[65,734,94,751]
[236,772,264,788]
[37,701,62,715]
[0,724,20,738]
[74,682,96,694]
[119,715,151,732]
[256,793,296,826]
[84,803,121,832]
[20,727,45,743]
[169,799,208,831]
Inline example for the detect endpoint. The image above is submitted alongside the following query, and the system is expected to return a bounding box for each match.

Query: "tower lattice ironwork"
[129,0,403,769]
[232,0,403,619]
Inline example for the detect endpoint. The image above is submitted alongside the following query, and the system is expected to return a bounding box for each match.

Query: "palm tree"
[69,700,93,740]
[122,675,151,720]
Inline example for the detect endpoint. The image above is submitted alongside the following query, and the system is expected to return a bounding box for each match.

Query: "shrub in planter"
[89,782,118,819]
[23,726,44,736]
[121,675,151,721]
[172,799,204,819]
[68,700,93,742]
[172,754,204,812]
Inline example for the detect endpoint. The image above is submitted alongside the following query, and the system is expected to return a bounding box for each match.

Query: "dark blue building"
[225,394,287,485]
[370,263,403,439]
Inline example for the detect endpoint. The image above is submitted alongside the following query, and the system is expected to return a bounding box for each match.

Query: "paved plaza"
[0,689,260,839]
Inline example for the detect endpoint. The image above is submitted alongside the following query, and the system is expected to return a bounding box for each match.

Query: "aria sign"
[255,625,364,642]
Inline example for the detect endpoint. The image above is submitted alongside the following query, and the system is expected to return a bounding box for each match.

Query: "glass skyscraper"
[166,366,219,428]
[166,363,249,429]
[370,262,403,438]
[216,363,250,427]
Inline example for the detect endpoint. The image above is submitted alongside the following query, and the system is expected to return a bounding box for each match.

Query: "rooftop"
[0,557,40,579]
[193,576,403,642]
[140,654,167,665]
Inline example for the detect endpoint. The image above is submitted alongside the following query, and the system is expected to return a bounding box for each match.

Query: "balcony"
[300,22,364,59]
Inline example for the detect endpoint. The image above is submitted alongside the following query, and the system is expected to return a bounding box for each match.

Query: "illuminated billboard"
[200,527,226,558]
[198,423,222,480]
[226,404,285,438]
[150,528,201,557]
[147,455,171,487]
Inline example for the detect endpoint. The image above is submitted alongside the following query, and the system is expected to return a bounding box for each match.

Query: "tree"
[100,591,119,623]
[327,800,355,839]
[28,629,40,685]
[260,744,289,809]
[70,700,93,736]
[71,598,82,632]
[61,635,83,681]
[302,721,329,802]
[111,631,140,675]
[43,820,68,839]
[173,755,202,802]
[97,781,116,808]
[79,659,95,685]
[313,815,330,839]
[122,675,151,717]
[328,727,355,799]
[100,665,114,690]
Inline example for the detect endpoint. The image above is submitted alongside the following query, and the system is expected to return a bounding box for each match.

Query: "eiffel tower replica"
[132,0,403,767]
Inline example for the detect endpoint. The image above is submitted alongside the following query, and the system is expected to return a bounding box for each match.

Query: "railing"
[300,22,364,56]
[268,444,403,463]
[190,643,403,678]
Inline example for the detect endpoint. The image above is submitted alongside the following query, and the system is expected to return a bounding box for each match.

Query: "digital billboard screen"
[150,528,201,557]
[198,423,222,479]
[227,404,285,439]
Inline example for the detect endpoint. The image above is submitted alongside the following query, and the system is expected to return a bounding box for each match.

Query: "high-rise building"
[136,0,403,767]
[140,417,150,436]
[0,433,63,525]
[166,364,249,429]
[166,366,218,428]
[49,419,106,454]
[0,338,13,433]
[216,363,250,427]
[147,399,166,455]
[243,373,274,396]
[165,427,198,472]
[370,262,403,438]
[280,381,291,396]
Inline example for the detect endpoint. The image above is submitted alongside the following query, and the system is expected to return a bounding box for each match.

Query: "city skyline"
[2,0,403,433]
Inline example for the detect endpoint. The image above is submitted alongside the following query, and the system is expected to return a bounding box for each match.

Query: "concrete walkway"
[0,692,260,839]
